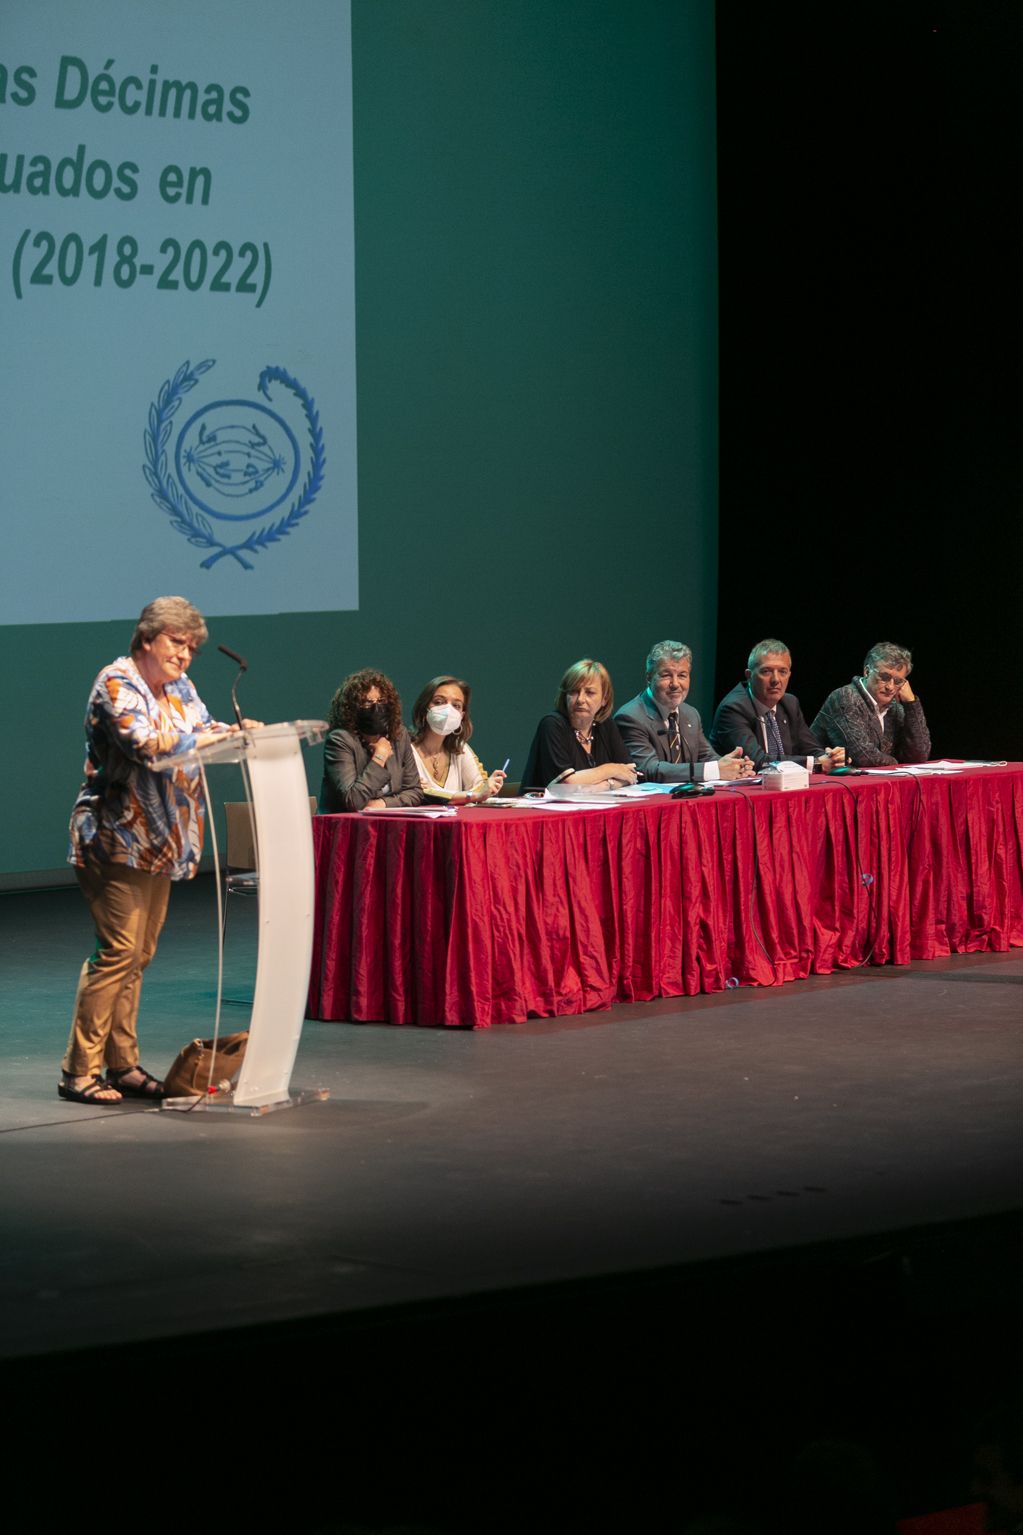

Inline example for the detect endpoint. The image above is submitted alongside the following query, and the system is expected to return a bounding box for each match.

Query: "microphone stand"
[218,644,248,727]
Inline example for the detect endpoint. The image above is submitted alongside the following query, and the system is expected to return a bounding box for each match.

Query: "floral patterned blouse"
[69,655,223,880]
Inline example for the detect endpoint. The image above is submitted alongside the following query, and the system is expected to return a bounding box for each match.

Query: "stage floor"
[2,875,1021,1365]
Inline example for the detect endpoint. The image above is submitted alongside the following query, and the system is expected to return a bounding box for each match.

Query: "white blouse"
[411,742,489,800]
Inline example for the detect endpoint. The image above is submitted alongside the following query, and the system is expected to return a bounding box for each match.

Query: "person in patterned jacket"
[811,641,931,767]
[61,596,243,1105]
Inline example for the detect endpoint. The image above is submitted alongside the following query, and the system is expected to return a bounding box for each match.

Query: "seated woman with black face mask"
[319,668,424,813]
[409,675,507,804]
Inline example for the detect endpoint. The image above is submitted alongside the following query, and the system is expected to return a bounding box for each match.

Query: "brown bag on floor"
[163,1031,249,1098]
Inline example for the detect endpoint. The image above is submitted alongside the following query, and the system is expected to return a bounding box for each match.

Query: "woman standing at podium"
[62,596,239,1106]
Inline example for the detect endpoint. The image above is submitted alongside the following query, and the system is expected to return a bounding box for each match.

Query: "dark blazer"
[710,683,823,771]
[811,680,931,766]
[614,690,718,783]
[319,725,424,812]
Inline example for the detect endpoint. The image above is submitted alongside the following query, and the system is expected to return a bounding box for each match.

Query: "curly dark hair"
[410,676,473,753]
[328,668,403,739]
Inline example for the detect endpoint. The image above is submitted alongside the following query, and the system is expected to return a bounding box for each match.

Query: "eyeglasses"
[870,669,906,687]
[163,633,200,656]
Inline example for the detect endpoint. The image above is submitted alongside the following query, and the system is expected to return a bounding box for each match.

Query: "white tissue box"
[760,763,810,792]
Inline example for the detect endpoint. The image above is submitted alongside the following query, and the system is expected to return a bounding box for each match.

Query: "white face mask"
[427,703,463,736]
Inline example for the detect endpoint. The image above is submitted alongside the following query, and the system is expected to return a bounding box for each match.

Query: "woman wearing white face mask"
[410,676,507,803]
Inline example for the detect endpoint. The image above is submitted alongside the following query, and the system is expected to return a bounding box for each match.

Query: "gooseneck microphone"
[217,644,248,727]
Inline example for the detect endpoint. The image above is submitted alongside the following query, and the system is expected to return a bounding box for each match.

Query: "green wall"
[3,0,717,879]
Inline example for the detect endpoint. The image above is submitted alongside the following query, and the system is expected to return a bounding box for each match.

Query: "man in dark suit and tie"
[711,639,846,772]
[615,640,753,783]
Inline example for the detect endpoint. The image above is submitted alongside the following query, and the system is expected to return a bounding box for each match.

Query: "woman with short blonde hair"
[522,659,637,790]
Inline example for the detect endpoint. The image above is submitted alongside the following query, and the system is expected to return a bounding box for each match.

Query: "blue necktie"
[765,709,784,761]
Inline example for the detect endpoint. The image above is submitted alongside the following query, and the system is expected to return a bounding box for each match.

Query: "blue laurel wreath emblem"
[143,359,326,570]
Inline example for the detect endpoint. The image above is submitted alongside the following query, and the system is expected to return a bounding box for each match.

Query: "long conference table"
[307,765,1023,1029]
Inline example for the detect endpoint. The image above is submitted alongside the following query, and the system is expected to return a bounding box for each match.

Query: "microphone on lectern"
[218,643,248,727]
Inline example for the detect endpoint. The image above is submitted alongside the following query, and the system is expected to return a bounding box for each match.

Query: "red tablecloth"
[308,766,1023,1028]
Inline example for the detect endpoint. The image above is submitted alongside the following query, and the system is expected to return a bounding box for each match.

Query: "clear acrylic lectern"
[162,719,328,1115]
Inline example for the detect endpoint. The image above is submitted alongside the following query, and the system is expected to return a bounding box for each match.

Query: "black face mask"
[356,702,389,736]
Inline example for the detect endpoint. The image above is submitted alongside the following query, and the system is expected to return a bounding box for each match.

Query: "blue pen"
[501,758,511,774]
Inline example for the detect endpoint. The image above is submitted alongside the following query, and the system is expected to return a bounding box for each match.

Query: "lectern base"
[161,1087,330,1117]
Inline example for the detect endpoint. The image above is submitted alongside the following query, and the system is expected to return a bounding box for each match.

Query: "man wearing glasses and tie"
[812,642,931,767]
[615,640,753,783]
[710,639,846,772]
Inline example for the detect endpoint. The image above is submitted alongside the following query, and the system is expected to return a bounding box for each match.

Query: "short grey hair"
[863,641,912,676]
[130,596,208,654]
[747,638,791,673]
[646,640,693,677]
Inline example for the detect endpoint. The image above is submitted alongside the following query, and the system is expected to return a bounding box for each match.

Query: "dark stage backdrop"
[3,1,718,879]
[715,0,1022,760]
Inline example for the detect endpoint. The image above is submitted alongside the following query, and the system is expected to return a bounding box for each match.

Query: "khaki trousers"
[63,864,172,1078]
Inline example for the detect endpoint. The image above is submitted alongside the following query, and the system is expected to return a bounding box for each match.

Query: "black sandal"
[58,1073,123,1105]
[105,1065,166,1100]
